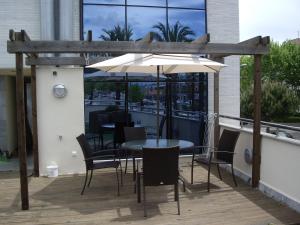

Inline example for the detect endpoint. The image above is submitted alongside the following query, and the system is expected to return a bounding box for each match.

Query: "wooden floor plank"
[0,159,299,225]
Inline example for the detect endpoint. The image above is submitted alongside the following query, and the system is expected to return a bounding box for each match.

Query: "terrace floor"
[1,158,300,225]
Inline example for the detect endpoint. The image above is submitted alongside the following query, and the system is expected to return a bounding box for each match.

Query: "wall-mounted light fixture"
[53,84,67,98]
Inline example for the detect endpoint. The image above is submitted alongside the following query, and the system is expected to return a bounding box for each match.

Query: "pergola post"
[16,52,29,210]
[252,55,262,187]
[31,65,39,177]
[213,71,220,149]
[213,57,223,149]
[125,73,129,114]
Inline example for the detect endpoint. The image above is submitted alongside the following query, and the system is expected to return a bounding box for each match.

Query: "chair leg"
[125,155,128,174]
[87,169,93,187]
[191,156,194,184]
[207,163,211,192]
[231,164,238,187]
[143,185,147,217]
[217,164,222,180]
[120,164,123,186]
[132,157,136,181]
[176,183,180,215]
[137,173,141,203]
[179,176,186,192]
[81,169,89,195]
[174,184,178,201]
[115,168,120,196]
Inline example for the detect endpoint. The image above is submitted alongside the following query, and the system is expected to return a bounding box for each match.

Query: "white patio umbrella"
[87,53,226,139]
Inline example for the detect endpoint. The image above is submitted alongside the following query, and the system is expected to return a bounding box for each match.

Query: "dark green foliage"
[241,41,300,96]
[241,41,300,121]
[241,81,299,121]
[129,85,144,103]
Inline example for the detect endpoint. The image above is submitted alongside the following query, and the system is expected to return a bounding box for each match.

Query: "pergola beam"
[8,40,269,55]
[25,56,108,66]
[210,36,270,58]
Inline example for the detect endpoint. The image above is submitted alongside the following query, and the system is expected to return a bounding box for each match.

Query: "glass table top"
[121,139,194,151]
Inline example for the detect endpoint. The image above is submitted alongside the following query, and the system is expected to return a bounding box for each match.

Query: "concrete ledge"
[221,163,300,214]
[259,181,300,213]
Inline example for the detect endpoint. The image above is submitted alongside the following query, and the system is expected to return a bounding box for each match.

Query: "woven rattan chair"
[76,134,123,195]
[137,146,180,217]
[191,129,240,192]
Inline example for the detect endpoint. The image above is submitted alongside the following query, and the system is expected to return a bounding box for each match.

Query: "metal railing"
[84,100,300,139]
[219,114,300,140]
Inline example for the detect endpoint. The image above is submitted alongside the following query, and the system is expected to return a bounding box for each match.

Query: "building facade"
[0,0,240,175]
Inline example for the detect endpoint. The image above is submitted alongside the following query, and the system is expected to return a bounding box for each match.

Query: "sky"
[239,0,300,43]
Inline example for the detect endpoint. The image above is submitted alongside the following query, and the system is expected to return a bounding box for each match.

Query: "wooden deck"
[0,159,300,225]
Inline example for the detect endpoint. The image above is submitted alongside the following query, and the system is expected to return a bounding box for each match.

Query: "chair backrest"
[110,111,131,124]
[216,129,240,163]
[89,110,107,133]
[159,116,166,138]
[114,121,134,145]
[124,127,146,141]
[76,134,94,168]
[142,146,179,186]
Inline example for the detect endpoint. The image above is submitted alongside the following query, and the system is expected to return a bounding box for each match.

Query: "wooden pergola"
[7,30,270,210]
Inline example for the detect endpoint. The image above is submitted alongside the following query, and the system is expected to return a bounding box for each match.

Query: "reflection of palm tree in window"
[152,21,195,110]
[99,25,133,106]
[152,21,195,42]
[100,25,133,41]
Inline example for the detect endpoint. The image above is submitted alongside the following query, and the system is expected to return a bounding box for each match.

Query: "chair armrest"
[194,146,216,150]
[209,150,236,154]
[92,149,119,155]
[84,155,116,161]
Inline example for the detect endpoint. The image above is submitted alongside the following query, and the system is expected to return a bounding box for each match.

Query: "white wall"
[36,67,85,176]
[220,123,300,212]
[207,0,240,121]
[260,136,300,206]
[0,0,41,68]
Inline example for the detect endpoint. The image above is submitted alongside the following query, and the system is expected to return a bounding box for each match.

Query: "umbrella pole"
[156,66,160,141]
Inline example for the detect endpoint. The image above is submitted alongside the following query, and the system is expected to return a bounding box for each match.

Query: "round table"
[121,139,194,151]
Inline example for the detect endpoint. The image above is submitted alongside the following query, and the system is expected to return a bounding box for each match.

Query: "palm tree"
[100,25,133,41]
[152,21,195,42]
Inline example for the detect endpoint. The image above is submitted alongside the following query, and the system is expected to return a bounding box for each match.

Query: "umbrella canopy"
[87,54,226,74]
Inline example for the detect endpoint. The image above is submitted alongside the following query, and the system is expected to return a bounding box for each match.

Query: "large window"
[82,0,206,41]
[82,0,208,145]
